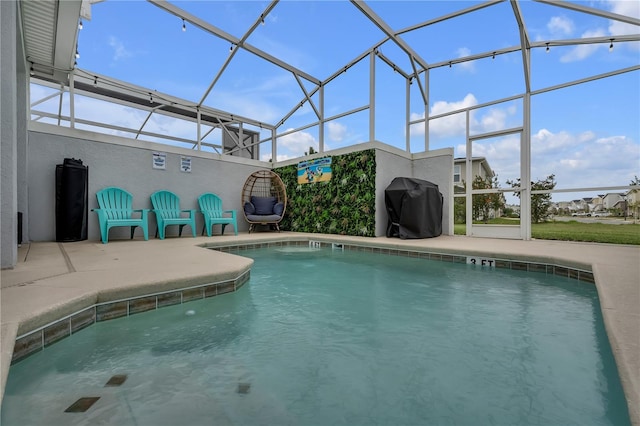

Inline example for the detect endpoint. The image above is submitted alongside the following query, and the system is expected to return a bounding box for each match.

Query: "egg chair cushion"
[243,202,256,216]
[251,196,277,215]
[273,202,284,217]
[246,213,283,223]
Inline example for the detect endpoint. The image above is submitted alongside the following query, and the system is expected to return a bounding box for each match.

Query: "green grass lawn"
[454,219,640,245]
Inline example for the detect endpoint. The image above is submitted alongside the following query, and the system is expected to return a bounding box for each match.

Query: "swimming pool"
[1,246,630,425]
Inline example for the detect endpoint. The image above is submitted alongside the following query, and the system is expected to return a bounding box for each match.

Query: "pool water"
[1,247,630,425]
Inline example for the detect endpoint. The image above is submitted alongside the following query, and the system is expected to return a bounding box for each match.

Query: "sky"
[31,0,640,203]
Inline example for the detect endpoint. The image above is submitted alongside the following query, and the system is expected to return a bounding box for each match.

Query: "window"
[454,164,461,183]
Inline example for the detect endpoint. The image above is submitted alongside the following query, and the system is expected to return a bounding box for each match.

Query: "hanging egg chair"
[241,170,287,233]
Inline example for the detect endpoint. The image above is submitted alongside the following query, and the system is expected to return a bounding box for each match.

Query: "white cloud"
[410,93,478,137]
[72,96,205,145]
[74,97,145,129]
[261,153,291,162]
[531,128,580,152]
[479,108,508,133]
[108,36,132,61]
[202,74,301,124]
[456,47,475,72]
[558,158,585,169]
[553,1,640,61]
[37,91,208,146]
[430,93,478,117]
[560,29,607,62]
[547,16,575,35]
[248,33,317,72]
[606,0,640,51]
[453,128,639,192]
[540,4,640,58]
[327,121,347,142]
[455,134,522,183]
[276,129,318,159]
[411,94,519,140]
[606,0,640,27]
[607,0,640,16]
[212,93,283,124]
[530,128,639,188]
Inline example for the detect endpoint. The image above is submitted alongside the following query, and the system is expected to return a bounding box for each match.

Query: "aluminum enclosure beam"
[349,0,430,72]
[148,0,321,86]
[535,0,640,27]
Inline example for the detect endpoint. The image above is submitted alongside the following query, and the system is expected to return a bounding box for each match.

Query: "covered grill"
[385,177,443,239]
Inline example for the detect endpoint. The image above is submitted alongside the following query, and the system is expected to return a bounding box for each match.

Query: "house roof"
[455,156,494,178]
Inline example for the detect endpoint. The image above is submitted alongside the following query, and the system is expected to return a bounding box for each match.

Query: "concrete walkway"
[1,233,638,424]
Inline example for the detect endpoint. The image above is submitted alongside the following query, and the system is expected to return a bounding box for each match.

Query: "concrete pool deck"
[1,233,638,424]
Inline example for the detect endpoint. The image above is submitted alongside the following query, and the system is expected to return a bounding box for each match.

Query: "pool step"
[105,374,127,387]
[64,397,100,413]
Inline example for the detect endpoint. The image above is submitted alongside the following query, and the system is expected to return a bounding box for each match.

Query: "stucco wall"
[16,39,28,246]
[25,129,455,242]
[374,148,412,237]
[412,149,454,236]
[376,147,453,237]
[1,0,17,268]
[27,126,265,242]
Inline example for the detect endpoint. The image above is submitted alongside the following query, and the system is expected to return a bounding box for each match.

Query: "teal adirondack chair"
[93,187,149,244]
[198,193,238,236]
[150,190,196,240]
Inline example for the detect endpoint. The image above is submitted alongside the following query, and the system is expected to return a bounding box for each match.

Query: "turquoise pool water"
[1,247,630,425]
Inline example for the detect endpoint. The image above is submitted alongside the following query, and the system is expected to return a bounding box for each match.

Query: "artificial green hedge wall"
[275,149,376,236]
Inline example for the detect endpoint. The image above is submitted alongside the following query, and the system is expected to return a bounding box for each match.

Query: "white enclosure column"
[196,108,201,151]
[521,92,532,240]
[465,110,472,236]
[319,85,324,153]
[271,128,277,161]
[424,70,429,152]
[69,72,75,128]
[369,50,375,142]
[405,78,410,152]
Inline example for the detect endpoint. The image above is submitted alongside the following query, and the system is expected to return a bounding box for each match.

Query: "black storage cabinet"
[385,177,443,239]
[56,158,89,242]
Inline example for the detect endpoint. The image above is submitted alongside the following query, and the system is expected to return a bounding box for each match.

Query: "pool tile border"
[11,271,250,364]
[12,238,595,365]
[211,239,595,284]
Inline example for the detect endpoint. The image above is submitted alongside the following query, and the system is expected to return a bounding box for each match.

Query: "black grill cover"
[385,177,443,239]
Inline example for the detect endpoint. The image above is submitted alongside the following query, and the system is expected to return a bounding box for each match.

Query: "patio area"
[2,0,639,422]
[1,233,638,423]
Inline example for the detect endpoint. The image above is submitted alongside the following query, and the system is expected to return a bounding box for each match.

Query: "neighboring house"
[591,195,605,212]
[627,189,639,219]
[453,157,494,191]
[556,201,571,215]
[602,193,625,210]
[454,157,503,219]
[505,203,521,216]
[570,199,589,213]
[612,200,627,215]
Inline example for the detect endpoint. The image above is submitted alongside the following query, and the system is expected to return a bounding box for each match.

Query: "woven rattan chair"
[241,170,287,233]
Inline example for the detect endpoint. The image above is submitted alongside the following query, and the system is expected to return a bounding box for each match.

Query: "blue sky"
[33,0,640,202]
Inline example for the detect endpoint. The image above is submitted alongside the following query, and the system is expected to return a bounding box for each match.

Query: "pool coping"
[207,238,597,281]
[9,239,597,364]
[1,233,638,424]
[10,271,251,364]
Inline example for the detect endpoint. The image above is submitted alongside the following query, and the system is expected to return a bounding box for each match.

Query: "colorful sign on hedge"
[297,157,332,184]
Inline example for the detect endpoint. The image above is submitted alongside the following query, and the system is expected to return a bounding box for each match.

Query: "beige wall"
[26,127,454,242]
[27,124,265,241]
